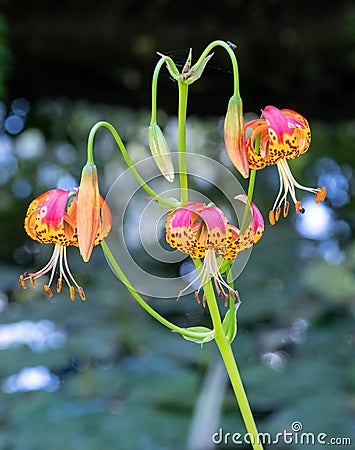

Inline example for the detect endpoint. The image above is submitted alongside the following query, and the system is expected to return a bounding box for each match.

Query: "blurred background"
[0,0,354,449]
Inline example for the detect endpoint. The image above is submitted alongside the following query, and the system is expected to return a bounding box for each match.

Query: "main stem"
[177,82,189,205]
[204,281,264,450]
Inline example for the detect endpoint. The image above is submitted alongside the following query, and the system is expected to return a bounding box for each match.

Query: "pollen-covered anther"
[19,275,26,289]
[77,286,86,301]
[69,286,75,301]
[29,276,35,288]
[269,210,276,226]
[56,278,63,293]
[275,206,281,222]
[44,285,53,297]
[295,200,305,214]
[177,290,183,302]
[283,201,290,218]
[315,186,327,204]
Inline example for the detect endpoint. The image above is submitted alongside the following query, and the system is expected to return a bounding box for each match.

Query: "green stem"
[87,121,176,209]
[100,240,213,341]
[177,82,189,205]
[150,55,179,125]
[193,40,240,97]
[240,169,257,233]
[201,274,264,450]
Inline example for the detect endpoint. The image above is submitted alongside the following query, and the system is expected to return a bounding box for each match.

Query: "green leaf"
[222,302,240,343]
[182,326,215,345]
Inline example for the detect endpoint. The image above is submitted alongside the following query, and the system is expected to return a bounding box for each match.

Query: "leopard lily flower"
[166,196,264,303]
[246,105,326,224]
[19,188,112,300]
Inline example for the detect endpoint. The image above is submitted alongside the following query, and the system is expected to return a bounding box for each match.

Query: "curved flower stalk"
[19,188,112,300]
[166,196,264,303]
[246,105,326,224]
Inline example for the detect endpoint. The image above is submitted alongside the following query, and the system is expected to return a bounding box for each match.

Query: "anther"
[315,186,327,203]
[177,290,184,302]
[229,290,236,300]
[19,275,26,289]
[29,276,35,287]
[295,200,304,214]
[283,201,290,218]
[269,210,276,225]
[77,286,86,301]
[56,278,62,293]
[69,286,75,301]
[275,206,281,222]
[44,285,53,297]
[202,294,206,308]
[194,291,201,304]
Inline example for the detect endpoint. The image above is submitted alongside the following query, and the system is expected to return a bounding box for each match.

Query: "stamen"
[19,275,26,289]
[295,200,302,213]
[44,285,53,297]
[177,290,184,301]
[69,286,75,301]
[19,244,86,301]
[315,186,327,203]
[269,210,276,225]
[77,286,86,301]
[56,278,62,293]
[274,159,323,221]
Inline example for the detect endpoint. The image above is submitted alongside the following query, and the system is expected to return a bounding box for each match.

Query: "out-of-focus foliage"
[0,101,354,449]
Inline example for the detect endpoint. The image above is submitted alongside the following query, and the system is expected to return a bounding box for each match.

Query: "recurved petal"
[24,189,71,244]
[235,194,264,242]
[166,202,205,254]
[197,205,228,247]
[282,109,311,154]
[262,105,293,143]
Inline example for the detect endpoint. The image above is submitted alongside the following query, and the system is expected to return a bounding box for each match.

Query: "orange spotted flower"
[246,105,326,224]
[166,196,264,302]
[19,188,111,300]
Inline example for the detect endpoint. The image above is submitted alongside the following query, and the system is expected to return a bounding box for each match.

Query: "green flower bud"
[148,124,174,182]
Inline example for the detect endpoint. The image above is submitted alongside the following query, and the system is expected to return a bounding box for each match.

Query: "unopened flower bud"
[77,163,100,262]
[224,96,249,179]
[148,124,174,182]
